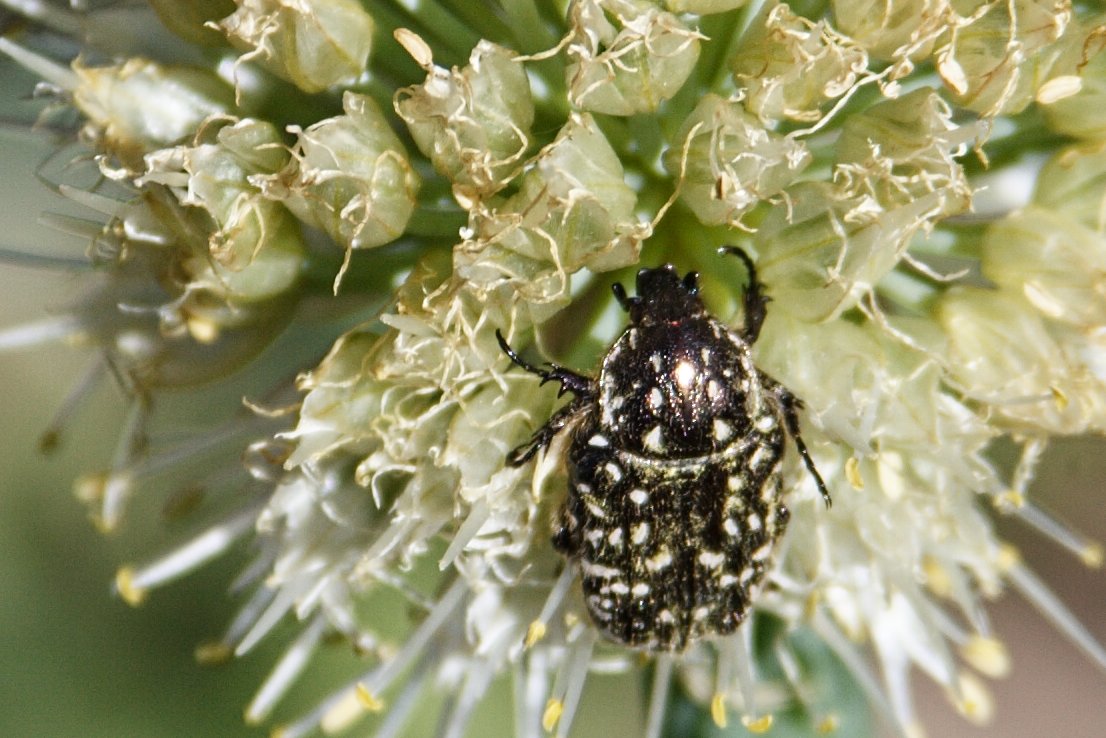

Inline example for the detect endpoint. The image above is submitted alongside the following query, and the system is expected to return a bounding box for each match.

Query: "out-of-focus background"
[2,56,1104,738]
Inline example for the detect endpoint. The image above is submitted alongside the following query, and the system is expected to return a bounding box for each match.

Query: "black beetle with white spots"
[497,247,830,651]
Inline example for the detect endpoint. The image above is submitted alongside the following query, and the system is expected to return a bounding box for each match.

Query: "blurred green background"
[2,51,1105,738]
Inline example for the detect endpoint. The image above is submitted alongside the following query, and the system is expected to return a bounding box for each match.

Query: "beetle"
[496,247,829,651]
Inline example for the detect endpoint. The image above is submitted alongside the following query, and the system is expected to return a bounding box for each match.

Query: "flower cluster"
[2,1,1106,736]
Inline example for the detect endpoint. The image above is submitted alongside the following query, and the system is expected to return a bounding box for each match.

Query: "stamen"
[440,660,495,738]
[549,625,598,738]
[728,626,760,719]
[516,645,551,738]
[438,500,490,570]
[214,582,277,653]
[813,612,902,737]
[118,505,259,594]
[948,671,994,725]
[643,654,673,738]
[0,315,82,351]
[0,37,79,90]
[373,658,431,738]
[97,398,148,531]
[277,580,467,738]
[1006,561,1106,673]
[39,359,105,453]
[236,584,298,656]
[245,615,328,724]
[526,566,576,648]
[1009,500,1103,568]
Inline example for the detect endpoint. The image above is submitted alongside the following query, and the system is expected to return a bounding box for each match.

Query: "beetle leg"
[775,386,832,508]
[495,329,592,397]
[719,246,770,345]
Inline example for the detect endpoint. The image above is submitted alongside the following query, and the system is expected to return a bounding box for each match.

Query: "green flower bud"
[455,113,645,318]
[395,38,534,199]
[140,118,303,306]
[1039,38,1106,139]
[663,93,810,226]
[218,0,374,93]
[831,0,946,61]
[757,87,976,323]
[72,58,232,168]
[663,0,747,12]
[937,286,1106,434]
[982,206,1106,329]
[274,92,420,255]
[731,2,867,123]
[936,0,1088,116]
[565,0,702,115]
[836,88,974,213]
[147,0,236,47]
[1033,142,1106,230]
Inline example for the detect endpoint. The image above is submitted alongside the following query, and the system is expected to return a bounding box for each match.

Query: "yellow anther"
[710,693,727,728]
[115,567,147,607]
[845,456,864,490]
[542,698,563,732]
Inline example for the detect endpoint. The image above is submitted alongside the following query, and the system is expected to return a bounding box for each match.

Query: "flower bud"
[936,1,1088,116]
[937,287,1106,434]
[455,114,645,318]
[395,39,534,199]
[73,58,232,169]
[565,0,701,115]
[982,205,1106,329]
[274,92,420,253]
[663,94,810,226]
[218,0,374,93]
[140,118,303,307]
[1039,36,1106,139]
[831,0,945,61]
[731,3,867,123]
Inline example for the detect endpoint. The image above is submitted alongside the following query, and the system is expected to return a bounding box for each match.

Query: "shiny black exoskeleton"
[497,247,829,651]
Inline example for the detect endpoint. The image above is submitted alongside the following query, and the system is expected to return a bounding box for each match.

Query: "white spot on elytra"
[642,425,665,452]
[752,544,771,561]
[719,574,738,587]
[583,561,622,578]
[631,522,651,544]
[631,582,650,596]
[629,488,648,505]
[707,379,721,401]
[723,518,739,536]
[658,609,675,624]
[701,347,711,363]
[648,386,663,409]
[650,353,663,372]
[586,529,604,545]
[698,550,725,568]
[749,445,771,470]
[576,482,593,494]
[755,414,777,432]
[674,359,696,390]
[609,581,630,595]
[604,462,623,481]
[608,527,624,545]
[713,418,732,442]
[588,434,610,447]
[747,513,762,531]
[645,547,672,571]
[693,606,710,621]
[585,501,607,519]
[727,475,746,492]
